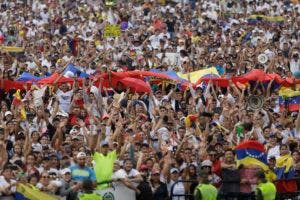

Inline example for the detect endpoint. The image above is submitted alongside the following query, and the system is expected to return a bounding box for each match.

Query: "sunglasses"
[42,176,50,178]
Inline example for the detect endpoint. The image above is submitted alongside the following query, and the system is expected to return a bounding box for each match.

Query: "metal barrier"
[170,179,300,200]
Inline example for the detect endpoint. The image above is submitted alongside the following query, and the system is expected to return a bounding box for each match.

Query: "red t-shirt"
[212,159,221,177]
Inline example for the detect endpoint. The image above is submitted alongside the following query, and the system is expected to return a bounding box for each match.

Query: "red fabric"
[212,159,221,177]
[72,38,79,56]
[119,77,151,93]
[74,99,84,109]
[12,98,21,106]
[242,69,267,81]
[287,104,300,112]
[276,180,297,193]
[3,69,300,92]
[2,80,28,91]
[37,73,76,85]
[235,140,265,152]
[188,114,198,122]
[153,19,164,30]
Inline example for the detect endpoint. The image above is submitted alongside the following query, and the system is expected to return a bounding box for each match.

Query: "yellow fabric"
[248,15,284,22]
[157,0,166,5]
[237,157,277,181]
[185,116,192,127]
[16,183,58,200]
[0,46,25,52]
[279,87,300,98]
[191,36,201,44]
[13,90,26,120]
[265,170,277,182]
[177,67,219,84]
[103,24,121,38]
[276,154,293,173]
[237,157,269,171]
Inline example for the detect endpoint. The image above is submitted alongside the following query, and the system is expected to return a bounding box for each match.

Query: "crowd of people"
[0,0,300,199]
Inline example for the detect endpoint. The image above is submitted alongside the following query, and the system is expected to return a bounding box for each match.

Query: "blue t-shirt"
[69,165,96,182]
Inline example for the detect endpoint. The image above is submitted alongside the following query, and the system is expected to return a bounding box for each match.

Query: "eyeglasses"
[42,176,50,178]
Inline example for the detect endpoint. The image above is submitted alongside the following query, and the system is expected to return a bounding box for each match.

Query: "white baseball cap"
[60,168,71,175]
[76,152,86,159]
[5,111,13,117]
[201,160,213,167]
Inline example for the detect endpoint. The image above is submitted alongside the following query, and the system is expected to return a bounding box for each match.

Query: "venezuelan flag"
[247,15,284,25]
[16,183,58,200]
[275,154,295,179]
[150,69,187,82]
[279,87,300,111]
[0,46,25,52]
[177,67,220,84]
[275,154,298,193]
[236,140,276,181]
[184,114,198,127]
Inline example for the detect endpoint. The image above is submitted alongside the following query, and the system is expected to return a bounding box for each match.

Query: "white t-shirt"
[56,89,73,113]
[290,59,300,74]
[267,145,280,160]
[114,168,140,179]
[165,178,185,200]
[33,86,47,107]
[149,35,160,49]
[0,176,16,196]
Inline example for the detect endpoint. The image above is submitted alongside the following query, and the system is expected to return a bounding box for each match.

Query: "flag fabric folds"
[12,90,27,120]
[235,140,276,181]
[150,69,187,82]
[0,46,25,52]
[275,154,295,179]
[16,183,58,200]
[3,68,300,93]
[279,87,300,111]
[279,87,300,98]
[236,140,268,170]
[275,154,298,193]
[177,67,220,84]
[184,114,198,127]
[63,64,90,78]
[118,77,151,93]
[17,72,44,82]
[247,15,284,25]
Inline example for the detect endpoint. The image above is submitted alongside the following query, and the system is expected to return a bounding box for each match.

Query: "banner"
[97,184,136,200]
[104,24,121,38]
[0,46,24,52]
